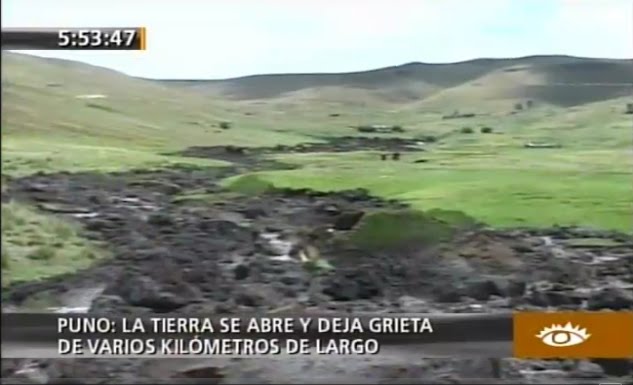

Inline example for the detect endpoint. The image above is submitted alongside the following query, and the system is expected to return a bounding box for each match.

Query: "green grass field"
[2,52,631,285]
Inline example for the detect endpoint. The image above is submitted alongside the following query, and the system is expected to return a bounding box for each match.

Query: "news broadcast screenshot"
[1,0,632,384]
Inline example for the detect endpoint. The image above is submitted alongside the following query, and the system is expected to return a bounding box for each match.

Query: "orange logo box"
[513,311,633,359]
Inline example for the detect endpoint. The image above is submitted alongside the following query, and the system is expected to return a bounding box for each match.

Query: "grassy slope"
[233,97,633,232]
[1,202,107,286]
[1,53,318,176]
[2,52,631,286]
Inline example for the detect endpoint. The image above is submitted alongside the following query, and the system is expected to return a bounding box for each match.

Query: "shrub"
[460,127,474,134]
[345,209,456,250]
[226,174,274,195]
[419,135,437,143]
[480,126,493,134]
[219,121,232,129]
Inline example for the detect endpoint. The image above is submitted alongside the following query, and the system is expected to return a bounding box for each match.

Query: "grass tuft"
[225,174,275,195]
[1,202,107,286]
[346,209,458,250]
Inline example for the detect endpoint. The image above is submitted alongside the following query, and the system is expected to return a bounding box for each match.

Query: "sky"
[2,0,632,79]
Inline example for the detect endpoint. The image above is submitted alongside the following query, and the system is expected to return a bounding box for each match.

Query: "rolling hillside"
[1,52,631,232]
[160,55,633,108]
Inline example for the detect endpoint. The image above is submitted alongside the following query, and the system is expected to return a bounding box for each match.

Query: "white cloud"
[3,0,631,78]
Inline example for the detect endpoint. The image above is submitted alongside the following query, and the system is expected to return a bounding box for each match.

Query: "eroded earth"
[2,139,632,384]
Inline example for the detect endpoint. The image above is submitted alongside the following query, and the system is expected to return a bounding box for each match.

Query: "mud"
[173,136,424,164]
[2,165,632,384]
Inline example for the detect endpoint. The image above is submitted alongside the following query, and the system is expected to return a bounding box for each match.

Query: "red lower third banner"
[513,311,633,359]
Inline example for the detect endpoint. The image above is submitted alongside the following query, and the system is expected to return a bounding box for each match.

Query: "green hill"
[159,55,633,108]
[2,52,631,233]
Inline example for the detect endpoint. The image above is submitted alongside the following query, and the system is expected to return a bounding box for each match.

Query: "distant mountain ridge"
[157,55,633,107]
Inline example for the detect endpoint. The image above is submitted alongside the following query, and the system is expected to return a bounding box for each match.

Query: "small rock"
[512,243,533,253]
[526,291,550,307]
[254,236,291,256]
[241,207,266,219]
[199,220,250,239]
[214,303,234,314]
[160,182,183,195]
[321,270,382,301]
[87,194,104,205]
[116,276,187,312]
[507,282,527,298]
[234,288,263,307]
[434,286,464,303]
[85,219,110,231]
[466,278,505,300]
[339,188,372,202]
[173,365,224,383]
[544,291,579,306]
[397,296,431,312]
[89,295,126,314]
[588,287,633,310]
[7,363,48,384]
[570,361,605,378]
[280,272,304,286]
[233,264,250,280]
[147,213,173,226]
[333,211,365,230]
[318,204,341,215]
[23,182,50,193]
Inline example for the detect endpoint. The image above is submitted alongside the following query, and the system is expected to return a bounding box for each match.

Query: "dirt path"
[2,164,632,383]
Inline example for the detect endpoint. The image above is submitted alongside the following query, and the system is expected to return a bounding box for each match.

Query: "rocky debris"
[321,268,383,301]
[3,167,632,383]
[172,365,224,384]
[111,275,191,313]
[146,212,174,226]
[397,296,432,312]
[233,264,250,280]
[569,361,605,378]
[466,277,514,301]
[175,136,423,165]
[587,286,633,310]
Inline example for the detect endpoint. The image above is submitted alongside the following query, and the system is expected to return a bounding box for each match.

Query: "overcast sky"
[3,0,632,79]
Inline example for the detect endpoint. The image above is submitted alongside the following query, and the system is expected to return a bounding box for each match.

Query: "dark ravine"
[2,162,632,384]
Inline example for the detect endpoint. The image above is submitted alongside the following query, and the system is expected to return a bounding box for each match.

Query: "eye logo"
[536,322,591,347]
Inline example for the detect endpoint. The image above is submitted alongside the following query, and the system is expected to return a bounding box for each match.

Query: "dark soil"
[2,165,632,384]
